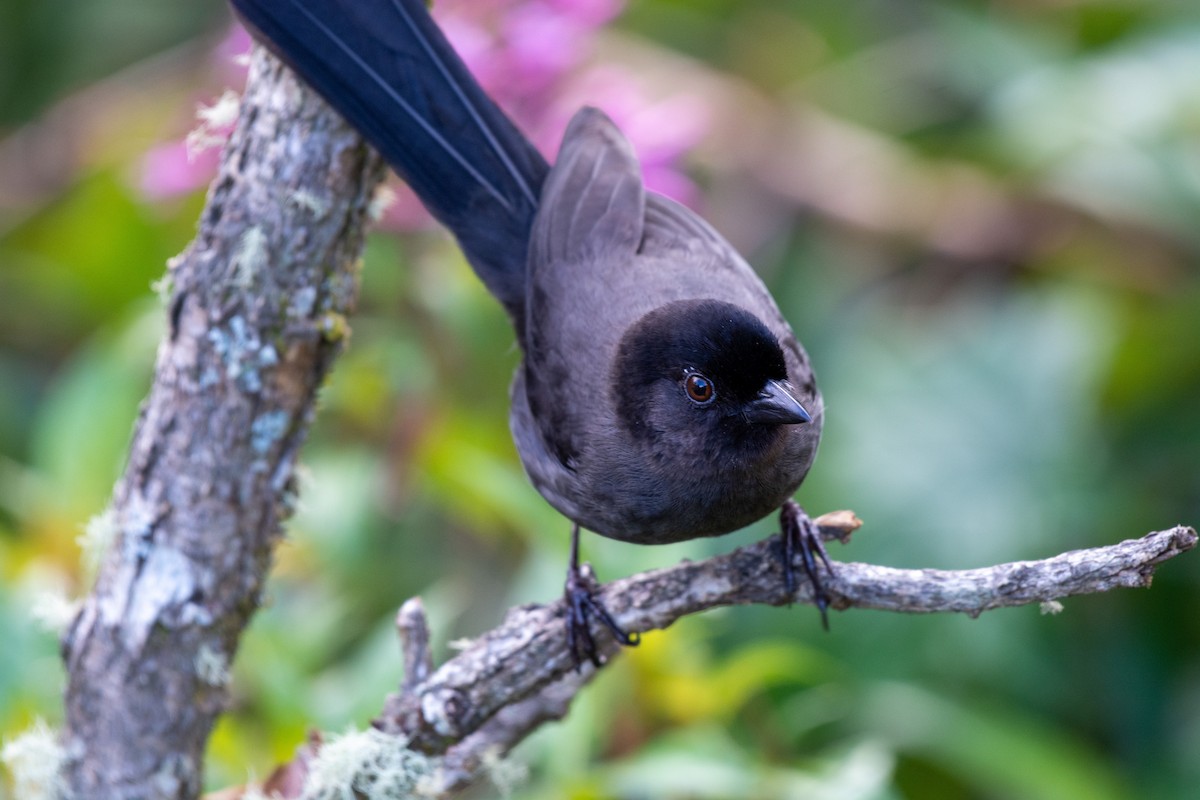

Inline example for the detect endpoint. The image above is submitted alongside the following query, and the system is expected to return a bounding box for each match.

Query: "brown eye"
[684,373,715,404]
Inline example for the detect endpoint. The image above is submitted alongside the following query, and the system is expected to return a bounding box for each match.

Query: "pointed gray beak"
[744,379,811,425]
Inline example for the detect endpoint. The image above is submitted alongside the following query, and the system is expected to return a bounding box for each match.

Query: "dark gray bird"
[231,0,828,665]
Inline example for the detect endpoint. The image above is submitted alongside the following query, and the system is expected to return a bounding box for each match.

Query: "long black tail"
[230,0,550,320]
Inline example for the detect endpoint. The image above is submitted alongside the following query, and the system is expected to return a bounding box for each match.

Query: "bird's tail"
[230,0,549,319]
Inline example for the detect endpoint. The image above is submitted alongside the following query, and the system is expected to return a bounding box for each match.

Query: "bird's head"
[613,299,811,462]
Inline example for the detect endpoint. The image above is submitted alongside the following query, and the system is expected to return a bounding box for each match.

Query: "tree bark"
[60,48,384,799]
[368,521,1195,797]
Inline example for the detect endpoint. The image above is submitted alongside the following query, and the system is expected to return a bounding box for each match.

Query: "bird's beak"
[745,379,811,425]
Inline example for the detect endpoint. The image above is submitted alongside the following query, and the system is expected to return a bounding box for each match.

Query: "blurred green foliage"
[2,0,1198,798]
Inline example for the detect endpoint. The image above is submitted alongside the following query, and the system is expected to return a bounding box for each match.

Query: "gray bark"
[60,48,384,799]
[373,522,1195,797]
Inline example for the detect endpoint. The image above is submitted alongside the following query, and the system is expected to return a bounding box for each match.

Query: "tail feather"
[231,0,549,319]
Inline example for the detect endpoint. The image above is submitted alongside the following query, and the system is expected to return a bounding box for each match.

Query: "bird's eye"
[684,373,715,404]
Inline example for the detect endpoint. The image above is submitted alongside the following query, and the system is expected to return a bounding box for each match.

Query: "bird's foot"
[564,522,640,669]
[779,500,835,629]
[564,561,640,669]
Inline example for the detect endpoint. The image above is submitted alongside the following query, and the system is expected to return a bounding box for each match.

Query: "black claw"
[780,500,835,630]
[564,524,640,669]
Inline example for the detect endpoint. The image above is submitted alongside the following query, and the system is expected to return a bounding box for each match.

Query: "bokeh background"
[2,0,1199,797]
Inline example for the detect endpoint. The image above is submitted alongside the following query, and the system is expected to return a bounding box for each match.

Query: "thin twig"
[398,598,434,696]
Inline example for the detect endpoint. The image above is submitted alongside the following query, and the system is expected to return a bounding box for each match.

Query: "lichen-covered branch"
[370,522,1195,784]
[60,48,384,799]
[224,521,1194,798]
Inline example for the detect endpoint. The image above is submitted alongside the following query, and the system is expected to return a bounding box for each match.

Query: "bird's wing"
[522,108,646,468]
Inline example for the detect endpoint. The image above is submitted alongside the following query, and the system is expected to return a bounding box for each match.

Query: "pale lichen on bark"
[60,48,384,799]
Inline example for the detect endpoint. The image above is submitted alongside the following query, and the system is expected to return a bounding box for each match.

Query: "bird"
[230,0,829,666]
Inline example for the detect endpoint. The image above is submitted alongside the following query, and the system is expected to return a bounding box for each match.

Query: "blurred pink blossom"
[546,0,622,26]
[502,3,590,93]
[414,0,712,218]
[137,25,251,200]
[541,64,711,205]
[140,2,712,216]
[139,140,222,199]
[214,24,254,75]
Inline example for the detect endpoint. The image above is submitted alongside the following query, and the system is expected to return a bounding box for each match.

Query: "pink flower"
[139,139,222,199]
[215,24,253,75]
[502,3,590,93]
[141,3,712,219]
[538,64,710,206]
[137,25,250,200]
[546,0,623,26]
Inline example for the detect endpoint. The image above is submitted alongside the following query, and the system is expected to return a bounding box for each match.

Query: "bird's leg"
[564,523,640,669]
[779,500,835,629]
